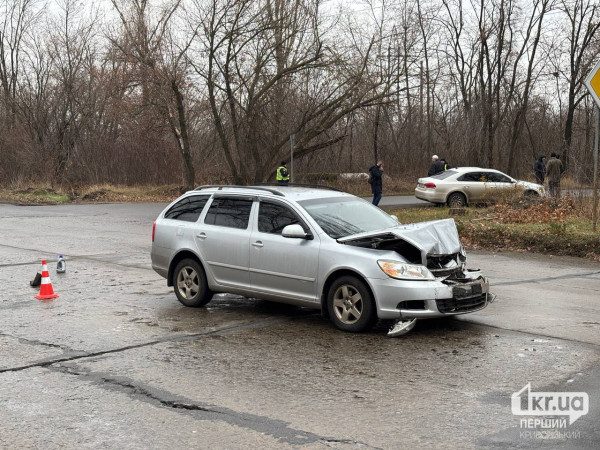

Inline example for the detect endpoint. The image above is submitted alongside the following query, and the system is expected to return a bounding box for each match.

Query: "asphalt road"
[361,195,432,209]
[0,202,599,449]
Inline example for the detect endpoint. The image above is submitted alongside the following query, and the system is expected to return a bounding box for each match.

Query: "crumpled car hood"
[337,218,462,255]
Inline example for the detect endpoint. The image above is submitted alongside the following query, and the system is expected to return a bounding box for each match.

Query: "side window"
[258,202,300,234]
[488,173,512,183]
[479,172,493,182]
[204,198,253,229]
[164,195,209,222]
[458,172,483,182]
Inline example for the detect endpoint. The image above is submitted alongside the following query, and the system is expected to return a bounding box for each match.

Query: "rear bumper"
[368,271,490,320]
[152,264,168,280]
[150,244,170,280]
[414,188,446,203]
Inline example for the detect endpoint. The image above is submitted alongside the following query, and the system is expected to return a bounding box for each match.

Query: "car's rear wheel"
[172,258,212,307]
[447,192,467,207]
[524,190,539,197]
[327,276,377,332]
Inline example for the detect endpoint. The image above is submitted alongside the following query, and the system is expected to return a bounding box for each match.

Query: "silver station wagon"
[151,185,492,336]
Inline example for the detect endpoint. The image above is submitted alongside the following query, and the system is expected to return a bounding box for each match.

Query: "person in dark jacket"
[428,155,445,176]
[533,155,546,185]
[440,158,451,171]
[369,161,384,206]
[545,153,563,197]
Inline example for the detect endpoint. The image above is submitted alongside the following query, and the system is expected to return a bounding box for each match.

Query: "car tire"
[524,190,539,197]
[172,258,212,307]
[327,276,377,333]
[447,192,467,207]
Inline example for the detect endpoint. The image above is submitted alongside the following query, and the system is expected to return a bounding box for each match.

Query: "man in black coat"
[533,155,546,185]
[428,155,445,177]
[369,161,384,206]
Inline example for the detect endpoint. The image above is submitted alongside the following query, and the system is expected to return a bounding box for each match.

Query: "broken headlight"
[377,260,435,281]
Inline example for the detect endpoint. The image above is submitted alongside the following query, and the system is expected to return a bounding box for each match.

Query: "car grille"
[436,284,486,313]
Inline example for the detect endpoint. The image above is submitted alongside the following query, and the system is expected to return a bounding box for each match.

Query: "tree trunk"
[563,82,576,169]
[373,104,381,164]
[171,81,195,188]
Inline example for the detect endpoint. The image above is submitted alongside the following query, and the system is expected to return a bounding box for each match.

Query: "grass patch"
[0,187,71,205]
[0,178,415,204]
[0,184,187,205]
[458,221,600,258]
[76,184,185,203]
[390,197,600,260]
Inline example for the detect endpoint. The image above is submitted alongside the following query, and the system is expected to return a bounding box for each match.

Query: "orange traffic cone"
[35,260,59,300]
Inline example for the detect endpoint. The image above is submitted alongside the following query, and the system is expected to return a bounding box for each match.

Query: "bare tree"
[558,0,600,169]
[0,0,40,127]
[189,0,402,183]
[110,0,197,188]
[506,0,552,174]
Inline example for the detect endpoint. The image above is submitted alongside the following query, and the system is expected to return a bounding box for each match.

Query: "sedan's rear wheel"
[447,192,467,207]
[327,276,377,332]
[173,258,212,307]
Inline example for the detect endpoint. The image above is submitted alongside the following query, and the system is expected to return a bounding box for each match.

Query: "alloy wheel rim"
[332,285,363,324]
[177,266,199,300]
[450,196,464,207]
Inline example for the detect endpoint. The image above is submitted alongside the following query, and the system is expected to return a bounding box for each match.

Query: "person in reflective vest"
[276,161,290,185]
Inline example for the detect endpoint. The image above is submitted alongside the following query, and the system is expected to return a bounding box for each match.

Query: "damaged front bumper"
[369,269,491,320]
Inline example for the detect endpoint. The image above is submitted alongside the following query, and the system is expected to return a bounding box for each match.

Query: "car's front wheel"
[172,258,212,307]
[524,190,539,198]
[327,276,377,332]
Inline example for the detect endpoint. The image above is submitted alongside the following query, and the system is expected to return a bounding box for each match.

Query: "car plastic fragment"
[387,318,418,337]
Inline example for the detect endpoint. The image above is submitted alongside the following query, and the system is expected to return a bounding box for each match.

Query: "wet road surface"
[0,203,599,449]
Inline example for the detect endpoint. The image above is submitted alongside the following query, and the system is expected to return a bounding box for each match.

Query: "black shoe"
[30,272,41,287]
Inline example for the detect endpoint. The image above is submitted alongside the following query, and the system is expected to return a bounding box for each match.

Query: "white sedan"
[415,167,545,207]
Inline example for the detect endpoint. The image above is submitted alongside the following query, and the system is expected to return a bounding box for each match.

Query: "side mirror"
[391,214,400,222]
[282,224,312,239]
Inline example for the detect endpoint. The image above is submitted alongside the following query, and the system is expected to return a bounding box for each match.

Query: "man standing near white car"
[545,153,563,198]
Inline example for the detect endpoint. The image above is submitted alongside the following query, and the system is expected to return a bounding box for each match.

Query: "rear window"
[204,198,253,229]
[431,170,457,180]
[164,195,210,222]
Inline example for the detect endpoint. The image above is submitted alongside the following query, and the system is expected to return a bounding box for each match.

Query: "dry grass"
[75,184,186,202]
[0,184,187,204]
[390,194,600,261]
[0,176,418,204]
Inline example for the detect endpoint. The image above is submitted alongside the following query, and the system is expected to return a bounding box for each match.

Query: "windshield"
[299,197,398,239]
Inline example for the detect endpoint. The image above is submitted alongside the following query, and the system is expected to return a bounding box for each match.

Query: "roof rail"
[252,183,343,192]
[194,185,285,196]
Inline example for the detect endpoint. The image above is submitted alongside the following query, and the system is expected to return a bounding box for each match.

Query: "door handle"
[196,232,207,240]
[252,241,264,248]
